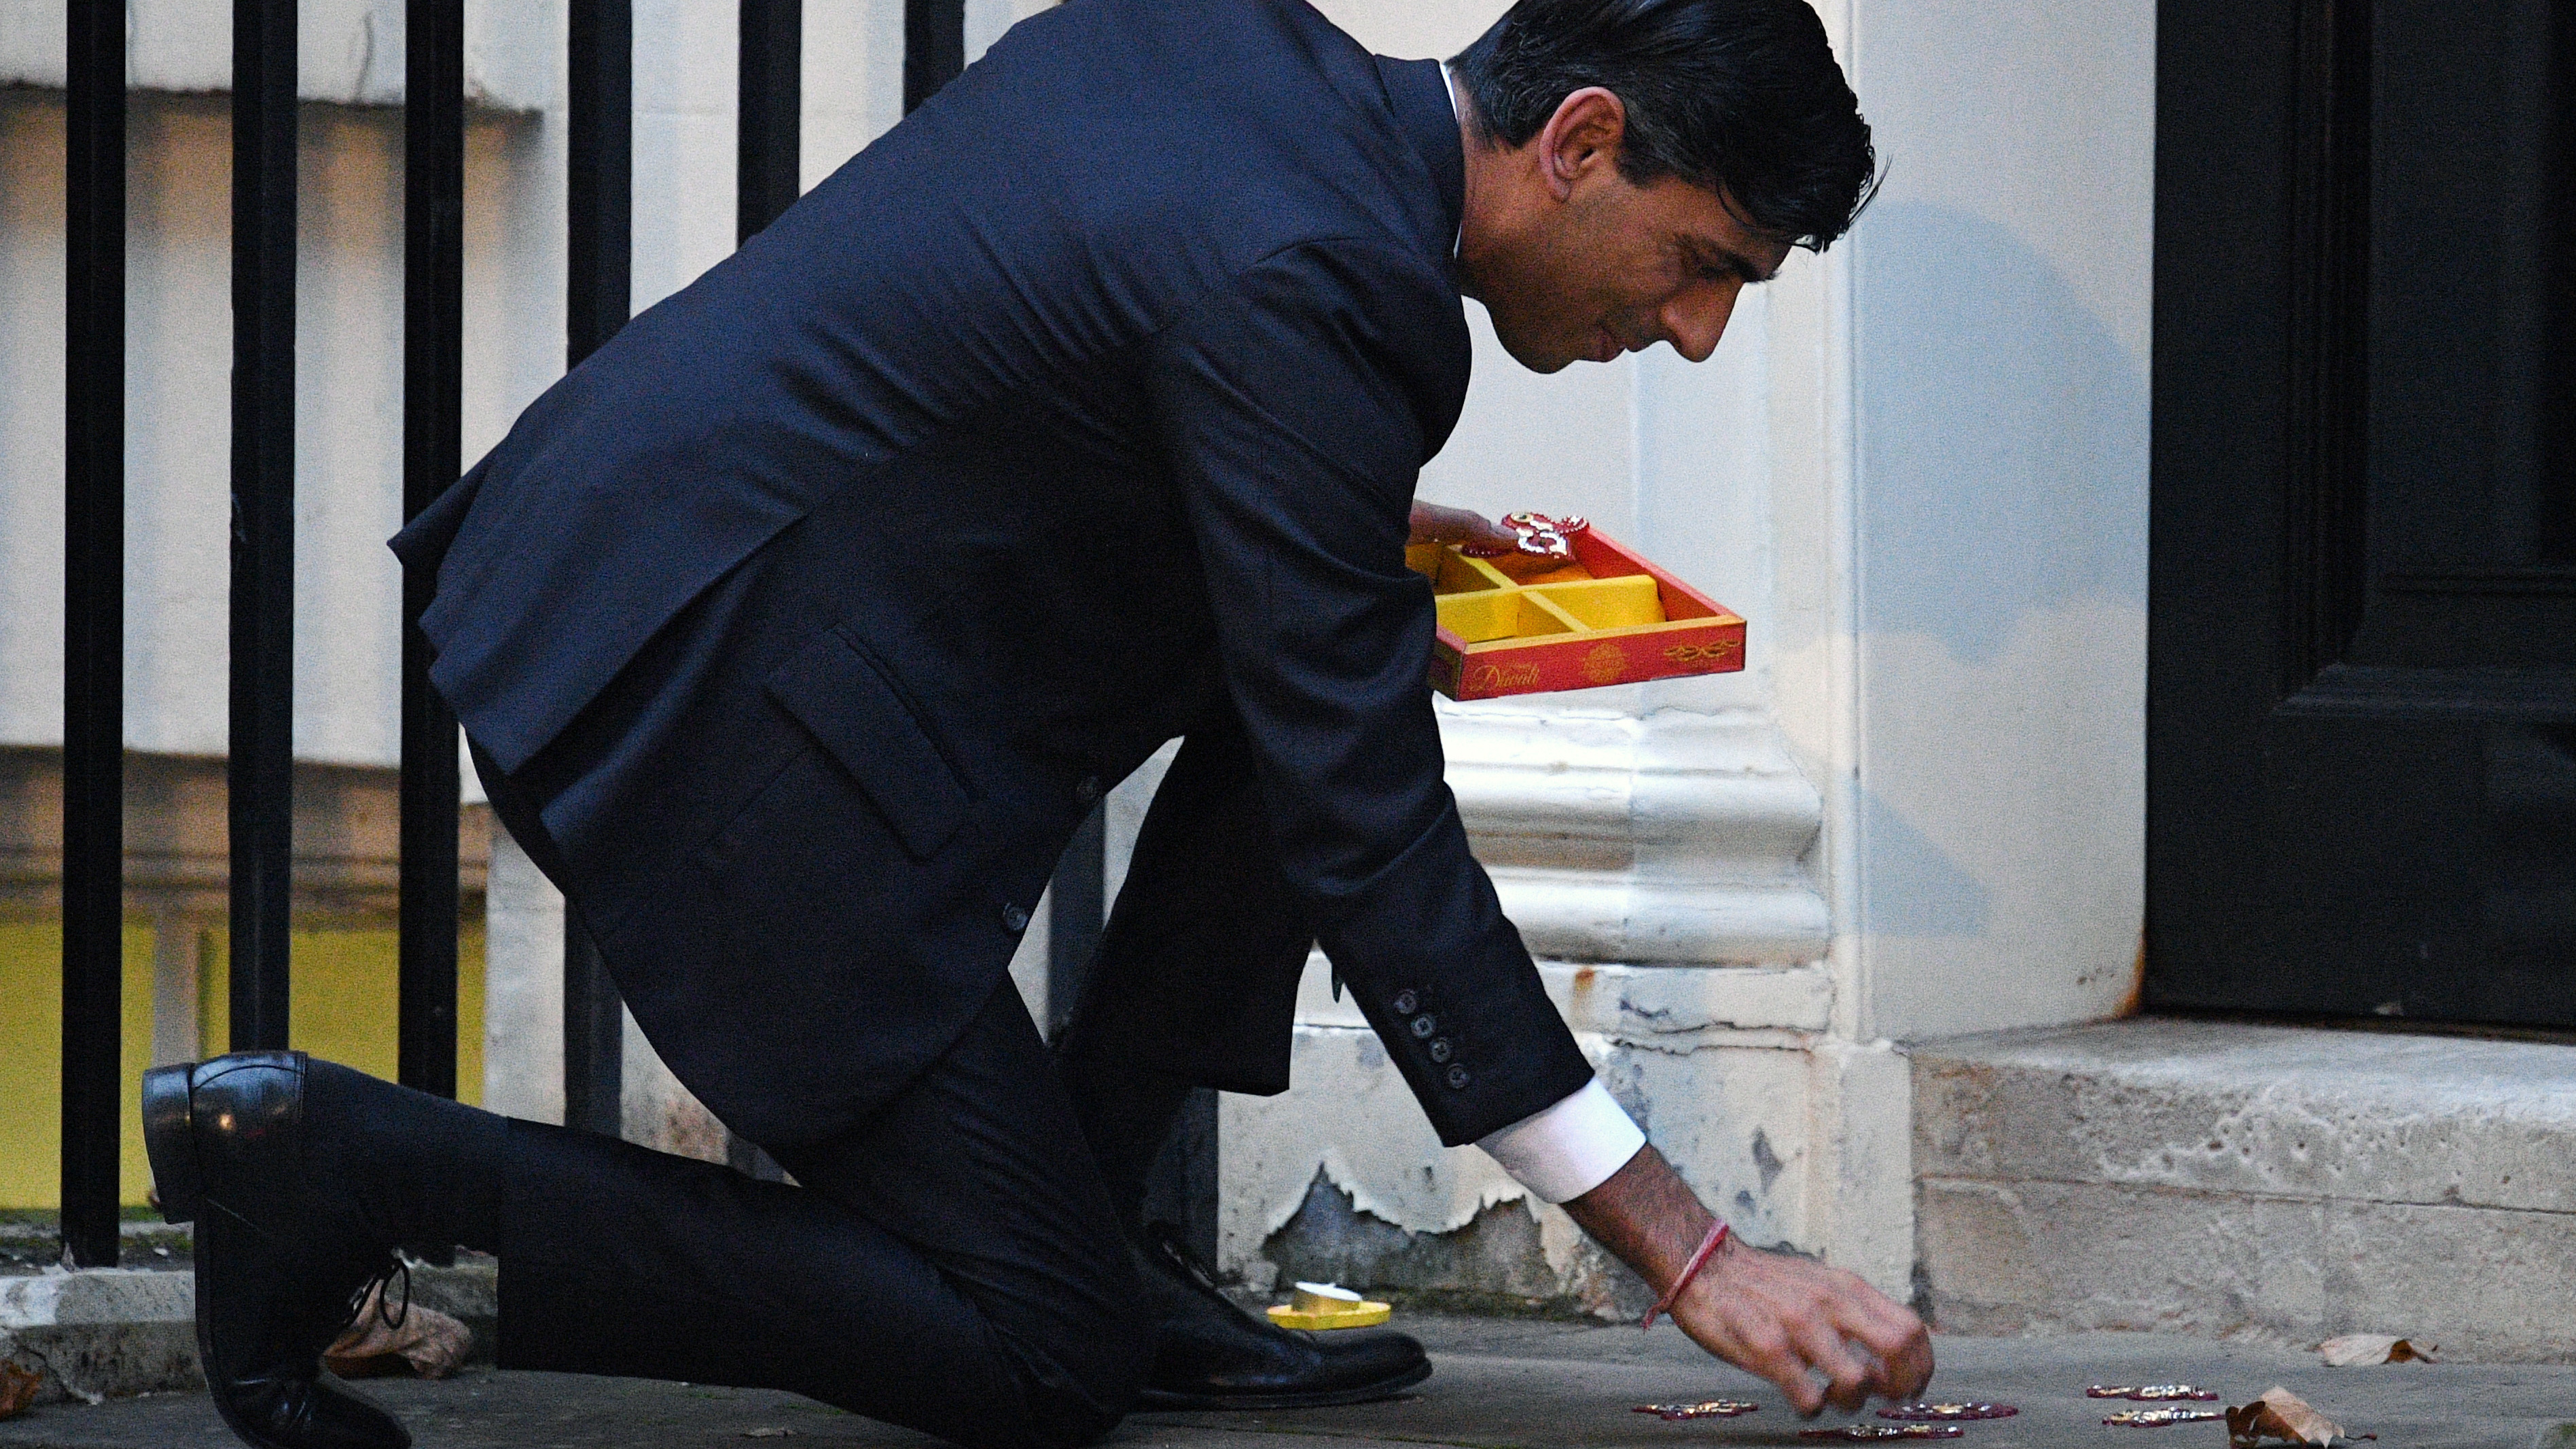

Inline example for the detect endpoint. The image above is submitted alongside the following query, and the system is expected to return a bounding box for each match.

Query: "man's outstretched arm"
[1563,1145,1935,1415]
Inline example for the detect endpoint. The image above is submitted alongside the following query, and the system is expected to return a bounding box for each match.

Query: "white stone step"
[1912,1019,2576,1363]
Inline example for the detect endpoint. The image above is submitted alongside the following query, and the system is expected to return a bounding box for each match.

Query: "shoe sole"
[1133,1358,1434,1412]
[141,1062,202,1224]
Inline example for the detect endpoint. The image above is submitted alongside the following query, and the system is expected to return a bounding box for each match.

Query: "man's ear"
[1536,86,1628,202]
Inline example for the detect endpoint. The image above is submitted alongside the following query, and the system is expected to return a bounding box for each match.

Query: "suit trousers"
[475,748,1147,1449]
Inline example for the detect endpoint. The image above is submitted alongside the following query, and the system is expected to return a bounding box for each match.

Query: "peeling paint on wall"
[1223,994,1832,1303]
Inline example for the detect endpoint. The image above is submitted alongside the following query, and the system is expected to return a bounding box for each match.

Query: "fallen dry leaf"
[324,1281,472,1380]
[0,1361,40,1420]
[2226,1387,2375,1446]
[2318,1334,2437,1366]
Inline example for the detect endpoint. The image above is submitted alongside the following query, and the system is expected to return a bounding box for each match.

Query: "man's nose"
[1661,281,1740,363]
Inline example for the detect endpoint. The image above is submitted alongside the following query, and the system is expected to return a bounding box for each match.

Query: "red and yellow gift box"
[1408,529,1746,700]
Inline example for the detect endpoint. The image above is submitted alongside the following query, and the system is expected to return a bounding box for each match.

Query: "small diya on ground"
[1878,1403,2017,1421]
[1634,1401,1760,1420]
[1797,1425,1966,1441]
[2104,1408,2227,1427]
[2088,1385,2221,1401]
[1263,1281,1390,1330]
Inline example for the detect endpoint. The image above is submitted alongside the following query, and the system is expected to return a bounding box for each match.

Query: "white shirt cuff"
[1475,1078,1647,1204]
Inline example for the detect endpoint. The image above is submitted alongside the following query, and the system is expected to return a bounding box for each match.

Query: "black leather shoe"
[1132,1225,1431,1410]
[143,1052,413,1449]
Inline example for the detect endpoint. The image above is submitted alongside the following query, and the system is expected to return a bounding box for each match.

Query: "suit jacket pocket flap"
[764,628,969,860]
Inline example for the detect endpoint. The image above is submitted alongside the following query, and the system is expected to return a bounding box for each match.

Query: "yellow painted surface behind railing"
[0,918,484,1209]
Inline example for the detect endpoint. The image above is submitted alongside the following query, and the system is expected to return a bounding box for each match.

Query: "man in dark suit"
[142,2,1931,1446]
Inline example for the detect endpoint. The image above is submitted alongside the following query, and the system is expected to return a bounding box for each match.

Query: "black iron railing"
[401,0,467,1108]
[53,0,982,1268]
[60,0,128,1272]
[230,0,298,1063]
[561,0,638,1141]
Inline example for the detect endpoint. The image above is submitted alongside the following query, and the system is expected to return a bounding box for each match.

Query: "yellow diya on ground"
[1266,1281,1392,1330]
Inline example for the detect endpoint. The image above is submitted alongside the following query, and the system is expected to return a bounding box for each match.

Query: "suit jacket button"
[1428,1038,1452,1063]
[1001,903,1031,933]
[1409,1014,1437,1039]
[1074,775,1101,807]
[1391,989,1420,1015]
[1444,1065,1471,1090]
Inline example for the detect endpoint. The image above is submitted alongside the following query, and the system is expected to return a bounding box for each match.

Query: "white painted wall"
[1840,0,2154,1039]
[0,11,564,771]
[0,1,555,111]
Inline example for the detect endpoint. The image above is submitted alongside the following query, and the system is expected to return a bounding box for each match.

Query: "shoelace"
[344,1255,412,1334]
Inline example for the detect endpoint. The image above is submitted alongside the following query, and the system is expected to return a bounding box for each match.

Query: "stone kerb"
[1912,1020,2576,1363]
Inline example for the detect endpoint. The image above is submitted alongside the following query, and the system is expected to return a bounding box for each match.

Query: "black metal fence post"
[1146,1088,1220,1269]
[713,0,809,1181]
[399,0,466,1105]
[562,0,635,1134]
[562,909,624,1136]
[904,0,965,115]
[230,0,298,1051]
[738,0,802,242]
[569,0,634,368]
[60,0,128,1270]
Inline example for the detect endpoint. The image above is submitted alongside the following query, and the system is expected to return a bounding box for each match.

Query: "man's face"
[1462,89,1795,374]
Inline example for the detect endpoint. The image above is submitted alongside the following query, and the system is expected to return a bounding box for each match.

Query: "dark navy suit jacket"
[396,0,1592,1151]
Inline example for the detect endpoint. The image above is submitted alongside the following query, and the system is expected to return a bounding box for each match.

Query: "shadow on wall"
[1855,200,2150,664]
[1858,784,1992,935]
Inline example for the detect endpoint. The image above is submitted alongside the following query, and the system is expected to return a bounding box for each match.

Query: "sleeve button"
[1074,775,1101,807]
[1444,1065,1471,1090]
[1427,1038,1452,1063]
[1409,1014,1437,1039]
[1391,989,1420,1015]
[1001,903,1031,933]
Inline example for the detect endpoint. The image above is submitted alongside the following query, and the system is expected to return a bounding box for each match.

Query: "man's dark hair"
[1451,0,1879,251]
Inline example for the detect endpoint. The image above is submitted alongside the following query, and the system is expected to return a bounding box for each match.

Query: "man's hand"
[1563,1145,1933,1416]
[1406,501,1522,554]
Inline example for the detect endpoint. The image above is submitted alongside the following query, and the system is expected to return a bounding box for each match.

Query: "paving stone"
[0,1317,2566,1449]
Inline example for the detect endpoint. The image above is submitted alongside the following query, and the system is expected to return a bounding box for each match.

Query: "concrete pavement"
[2,1314,2570,1449]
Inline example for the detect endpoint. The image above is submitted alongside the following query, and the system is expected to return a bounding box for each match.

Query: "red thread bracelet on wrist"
[1641,1219,1730,1330]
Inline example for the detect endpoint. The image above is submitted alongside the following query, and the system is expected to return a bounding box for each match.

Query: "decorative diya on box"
[1410,515,1746,700]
